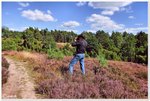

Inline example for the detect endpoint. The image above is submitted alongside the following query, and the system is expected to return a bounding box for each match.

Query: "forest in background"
[2,26,148,98]
[2,26,148,64]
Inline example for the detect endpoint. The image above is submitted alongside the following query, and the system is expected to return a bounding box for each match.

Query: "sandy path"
[2,57,36,99]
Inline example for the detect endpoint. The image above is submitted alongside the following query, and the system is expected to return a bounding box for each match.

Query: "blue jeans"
[69,54,85,75]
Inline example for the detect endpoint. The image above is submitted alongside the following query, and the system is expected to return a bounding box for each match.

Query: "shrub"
[47,48,64,60]
[36,78,100,98]
[2,38,17,51]
[135,55,147,64]
[100,80,125,98]
[61,43,74,56]
[104,50,121,60]
[97,50,108,67]
[85,52,90,58]
[62,49,73,56]
[14,52,147,99]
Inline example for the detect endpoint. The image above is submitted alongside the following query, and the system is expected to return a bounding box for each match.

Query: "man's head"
[77,34,85,41]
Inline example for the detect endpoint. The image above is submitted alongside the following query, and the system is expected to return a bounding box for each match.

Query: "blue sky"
[2,2,148,34]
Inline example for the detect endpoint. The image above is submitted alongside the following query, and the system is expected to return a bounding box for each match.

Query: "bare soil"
[2,57,36,99]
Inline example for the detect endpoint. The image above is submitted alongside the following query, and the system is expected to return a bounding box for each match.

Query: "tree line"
[2,26,148,64]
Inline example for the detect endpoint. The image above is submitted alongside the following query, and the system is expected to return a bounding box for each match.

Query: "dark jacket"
[72,40,87,54]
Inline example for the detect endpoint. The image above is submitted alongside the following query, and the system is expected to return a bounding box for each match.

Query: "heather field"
[2,51,148,99]
[2,1,148,99]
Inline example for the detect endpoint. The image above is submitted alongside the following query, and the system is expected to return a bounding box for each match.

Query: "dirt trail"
[2,57,37,99]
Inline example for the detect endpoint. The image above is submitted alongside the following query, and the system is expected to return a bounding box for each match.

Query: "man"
[69,34,87,75]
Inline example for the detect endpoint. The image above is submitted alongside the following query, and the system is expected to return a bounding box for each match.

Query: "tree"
[121,33,136,62]
[34,28,42,41]
[22,27,35,50]
[135,31,148,64]
[81,31,100,57]
[1,26,148,64]
[96,30,110,50]
[111,31,123,49]
[51,30,77,43]
[2,26,10,38]
[41,29,56,52]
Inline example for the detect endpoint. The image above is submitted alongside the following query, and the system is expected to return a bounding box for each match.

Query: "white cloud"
[128,16,135,19]
[120,7,126,11]
[76,2,86,6]
[47,10,52,14]
[101,7,119,15]
[9,27,28,31]
[88,2,132,9]
[66,30,78,33]
[88,2,132,15]
[86,14,147,34]
[135,23,143,26]
[62,21,80,28]
[122,27,148,34]
[18,2,29,7]
[86,30,96,33]
[9,28,16,31]
[58,29,78,33]
[86,14,124,32]
[120,6,133,13]
[21,9,57,22]
[101,10,114,16]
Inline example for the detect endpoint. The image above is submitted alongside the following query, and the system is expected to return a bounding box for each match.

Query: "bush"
[86,46,97,57]
[61,43,74,56]
[2,38,17,51]
[17,51,147,99]
[97,50,108,67]
[36,78,100,98]
[62,49,73,56]
[85,52,90,58]
[47,48,64,60]
[99,80,125,98]
[135,55,147,64]
[104,50,121,61]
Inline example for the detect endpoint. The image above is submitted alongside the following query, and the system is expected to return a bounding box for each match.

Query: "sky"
[2,2,148,34]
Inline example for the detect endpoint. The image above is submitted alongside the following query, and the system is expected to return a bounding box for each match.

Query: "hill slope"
[2,51,148,99]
